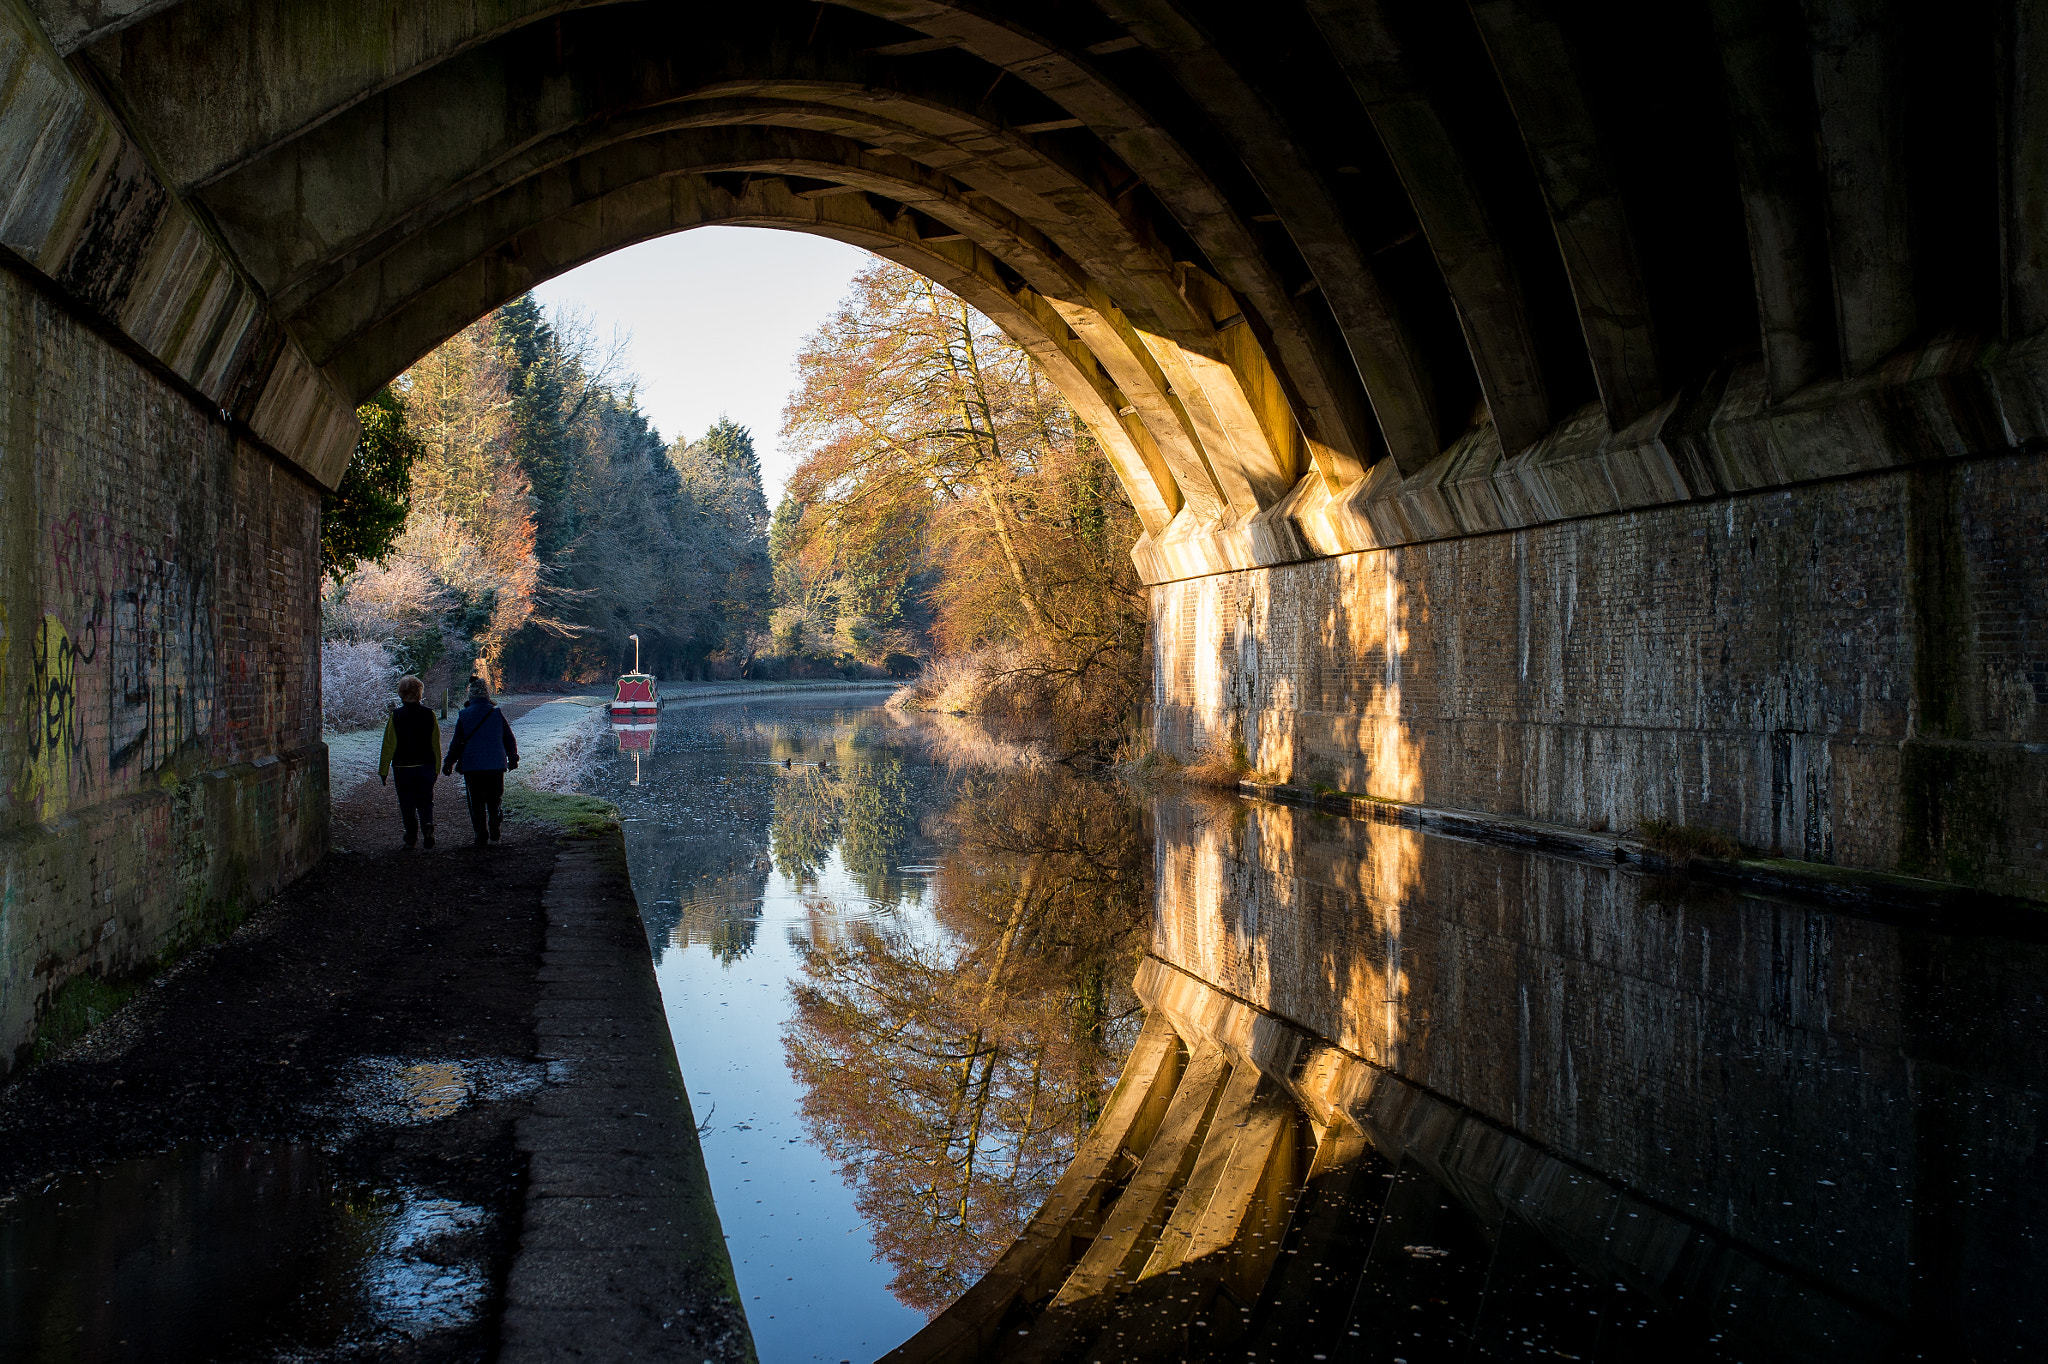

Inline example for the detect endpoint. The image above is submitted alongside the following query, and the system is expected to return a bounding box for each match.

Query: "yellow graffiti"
[24,614,82,822]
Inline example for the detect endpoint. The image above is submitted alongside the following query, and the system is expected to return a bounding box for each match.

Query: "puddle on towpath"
[0,1050,535,1361]
[0,1143,491,1362]
[316,1055,547,1134]
[590,697,1147,1363]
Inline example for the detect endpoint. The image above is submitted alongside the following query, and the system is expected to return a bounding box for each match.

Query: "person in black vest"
[378,675,443,850]
[443,676,520,847]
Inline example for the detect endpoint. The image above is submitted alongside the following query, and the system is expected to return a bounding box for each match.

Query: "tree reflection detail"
[784,771,1148,1315]
[770,745,920,907]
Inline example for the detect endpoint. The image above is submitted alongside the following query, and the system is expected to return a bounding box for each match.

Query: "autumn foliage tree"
[779,262,1148,754]
[321,295,774,697]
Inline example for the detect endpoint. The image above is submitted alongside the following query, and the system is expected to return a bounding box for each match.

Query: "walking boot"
[422,825,435,850]
[403,833,416,850]
[489,820,502,843]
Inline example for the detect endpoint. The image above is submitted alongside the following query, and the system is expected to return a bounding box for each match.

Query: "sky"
[531,227,875,502]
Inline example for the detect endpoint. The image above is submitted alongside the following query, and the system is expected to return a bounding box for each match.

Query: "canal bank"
[501,819,749,1362]
[0,697,754,1362]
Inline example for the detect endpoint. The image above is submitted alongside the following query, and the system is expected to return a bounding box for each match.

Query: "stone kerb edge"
[1233,779,2048,915]
[503,827,755,1362]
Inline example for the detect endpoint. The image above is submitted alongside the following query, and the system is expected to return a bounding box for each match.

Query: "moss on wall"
[30,969,141,1063]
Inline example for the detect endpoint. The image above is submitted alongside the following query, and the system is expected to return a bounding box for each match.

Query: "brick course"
[1151,451,2048,897]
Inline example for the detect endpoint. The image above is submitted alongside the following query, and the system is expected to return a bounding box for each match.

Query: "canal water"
[597,692,2048,1363]
[592,695,1151,1363]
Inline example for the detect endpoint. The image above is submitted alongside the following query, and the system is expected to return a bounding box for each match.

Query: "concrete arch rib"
[1084,0,1445,475]
[1305,0,1553,458]
[323,172,1187,534]
[65,0,1381,501]
[288,122,1317,522]
[674,85,1195,329]
[1468,0,1665,430]
[826,0,1387,477]
[72,0,591,182]
[252,87,1192,350]
[1706,0,1838,400]
[171,18,1202,355]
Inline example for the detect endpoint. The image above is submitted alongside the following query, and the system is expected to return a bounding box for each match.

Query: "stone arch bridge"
[0,1,2041,1073]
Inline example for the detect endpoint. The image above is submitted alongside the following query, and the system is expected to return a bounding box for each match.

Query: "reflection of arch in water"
[905,788,2048,1359]
[893,956,1895,1362]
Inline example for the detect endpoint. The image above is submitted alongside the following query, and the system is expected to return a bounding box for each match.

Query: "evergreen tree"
[327,298,779,687]
[670,420,774,671]
[768,494,805,565]
[493,294,577,561]
[321,387,423,584]
[697,415,763,488]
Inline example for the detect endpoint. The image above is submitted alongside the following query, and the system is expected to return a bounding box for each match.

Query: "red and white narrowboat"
[610,634,662,718]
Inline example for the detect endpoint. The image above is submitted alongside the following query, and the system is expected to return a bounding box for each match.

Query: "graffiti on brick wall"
[212,647,258,758]
[106,559,217,774]
[23,615,88,822]
[21,510,219,819]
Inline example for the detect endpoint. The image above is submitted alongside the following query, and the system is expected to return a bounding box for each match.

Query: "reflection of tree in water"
[770,753,922,907]
[771,768,840,885]
[669,871,768,965]
[841,755,918,902]
[785,770,1149,1315]
[627,827,769,965]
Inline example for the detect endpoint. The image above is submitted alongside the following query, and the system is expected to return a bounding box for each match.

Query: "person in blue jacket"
[443,676,520,846]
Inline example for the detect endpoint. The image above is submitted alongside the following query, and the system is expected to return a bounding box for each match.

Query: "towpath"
[0,690,756,1362]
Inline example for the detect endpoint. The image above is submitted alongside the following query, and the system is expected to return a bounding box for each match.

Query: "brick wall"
[1151,452,2048,897]
[0,268,327,1073]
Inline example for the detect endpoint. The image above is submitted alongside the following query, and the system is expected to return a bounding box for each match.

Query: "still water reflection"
[603,698,2048,1362]
[0,1143,492,1362]
[594,698,1147,1361]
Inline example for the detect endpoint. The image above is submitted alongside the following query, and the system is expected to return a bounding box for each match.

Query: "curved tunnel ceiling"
[32,0,2045,568]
